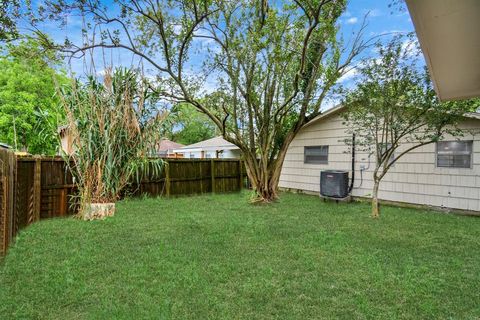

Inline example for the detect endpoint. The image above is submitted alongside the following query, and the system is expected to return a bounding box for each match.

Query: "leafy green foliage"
[60,68,164,215]
[0,0,19,40]
[1,192,480,318]
[0,38,68,154]
[166,103,217,145]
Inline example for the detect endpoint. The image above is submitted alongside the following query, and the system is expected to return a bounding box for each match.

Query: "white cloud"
[346,17,358,25]
[347,17,358,24]
[401,38,419,58]
[172,24,182,35]
[96,68,107,76]
[373,29,407,36]
[202,77,219,94]
[65,14,83,28]
[395,11,410,17]
[338,67,359,83]
[320,98,341,112]
[193,28,214,44]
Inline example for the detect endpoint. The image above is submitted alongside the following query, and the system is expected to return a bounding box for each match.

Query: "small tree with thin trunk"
[30,0,373,202]
[342,37,472,218]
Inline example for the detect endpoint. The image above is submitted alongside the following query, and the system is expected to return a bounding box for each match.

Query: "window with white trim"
[436,141,473,168]
[304,146,329,164]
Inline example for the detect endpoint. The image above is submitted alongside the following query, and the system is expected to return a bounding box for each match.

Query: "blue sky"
[342,0,413,35]
[26,0,419,106]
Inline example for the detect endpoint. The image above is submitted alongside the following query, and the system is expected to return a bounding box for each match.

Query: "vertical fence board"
[211,160,215,193]
[0,175,6,255]
[0,148,16,255]
[33,158,41,221]
[165,162,171,197]
[0,173,7,255]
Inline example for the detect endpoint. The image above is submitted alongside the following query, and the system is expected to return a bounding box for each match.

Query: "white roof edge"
[175,136,238,150]
[303,104,480,128]
[302,104,346,129]
[464,112,480,120]
[173,146,240,153]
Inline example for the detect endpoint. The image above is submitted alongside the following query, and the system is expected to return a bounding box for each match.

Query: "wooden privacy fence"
[137,158,245,196]
[0,148,16,256]
[0,150,247,255]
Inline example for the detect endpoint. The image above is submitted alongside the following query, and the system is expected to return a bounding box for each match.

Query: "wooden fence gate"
[0,155,246,255]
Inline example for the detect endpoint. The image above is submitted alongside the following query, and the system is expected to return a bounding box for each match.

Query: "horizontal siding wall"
[279,113,480,212]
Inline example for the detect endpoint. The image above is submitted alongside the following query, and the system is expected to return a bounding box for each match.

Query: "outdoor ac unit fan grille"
[320,170,349,198]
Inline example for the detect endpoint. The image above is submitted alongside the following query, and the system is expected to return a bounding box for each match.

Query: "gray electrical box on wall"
[320,170,349,198]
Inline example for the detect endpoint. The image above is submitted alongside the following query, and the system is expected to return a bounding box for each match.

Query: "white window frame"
[304,145,329,164]
[436,140,473,169]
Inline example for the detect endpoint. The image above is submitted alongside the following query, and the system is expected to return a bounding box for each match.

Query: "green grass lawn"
[1,192,479,319]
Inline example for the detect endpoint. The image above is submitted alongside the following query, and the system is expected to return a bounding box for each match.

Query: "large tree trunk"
[244,157,281,202]
[242,141,291,203]
[252,176,279,202]
[371,178,380,218]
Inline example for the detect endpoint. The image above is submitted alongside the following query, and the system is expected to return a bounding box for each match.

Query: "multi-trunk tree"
[32,0,370,201]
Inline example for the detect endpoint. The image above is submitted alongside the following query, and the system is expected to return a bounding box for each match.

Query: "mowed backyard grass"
[1,192,479,319]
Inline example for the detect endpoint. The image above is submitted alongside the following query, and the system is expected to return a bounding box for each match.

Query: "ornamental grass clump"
[59,68,164,220]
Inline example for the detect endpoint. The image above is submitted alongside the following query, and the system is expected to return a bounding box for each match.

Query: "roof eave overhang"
[406,0,480,101]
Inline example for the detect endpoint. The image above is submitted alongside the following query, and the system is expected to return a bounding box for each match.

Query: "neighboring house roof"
[173,136,239,152]
[406,0,480,101]
[157,139,184,152]
[0,142,12,149]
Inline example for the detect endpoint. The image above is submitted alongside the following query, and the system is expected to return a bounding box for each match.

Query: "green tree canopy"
[167,103,217,145]
[0,0,19,41]
[0,38,68,154]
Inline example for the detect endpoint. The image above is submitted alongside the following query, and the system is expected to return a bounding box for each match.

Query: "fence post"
[1,175,7,255]
[165,162,171,197]
[199,161,203,194]
[238,160,243,190]
[211,159,215,193]
[33,156,41,222]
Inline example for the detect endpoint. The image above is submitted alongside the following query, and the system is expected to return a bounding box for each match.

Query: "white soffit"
[406,0,480,101]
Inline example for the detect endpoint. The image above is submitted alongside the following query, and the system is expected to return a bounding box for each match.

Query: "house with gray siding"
[279,105,480,213]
